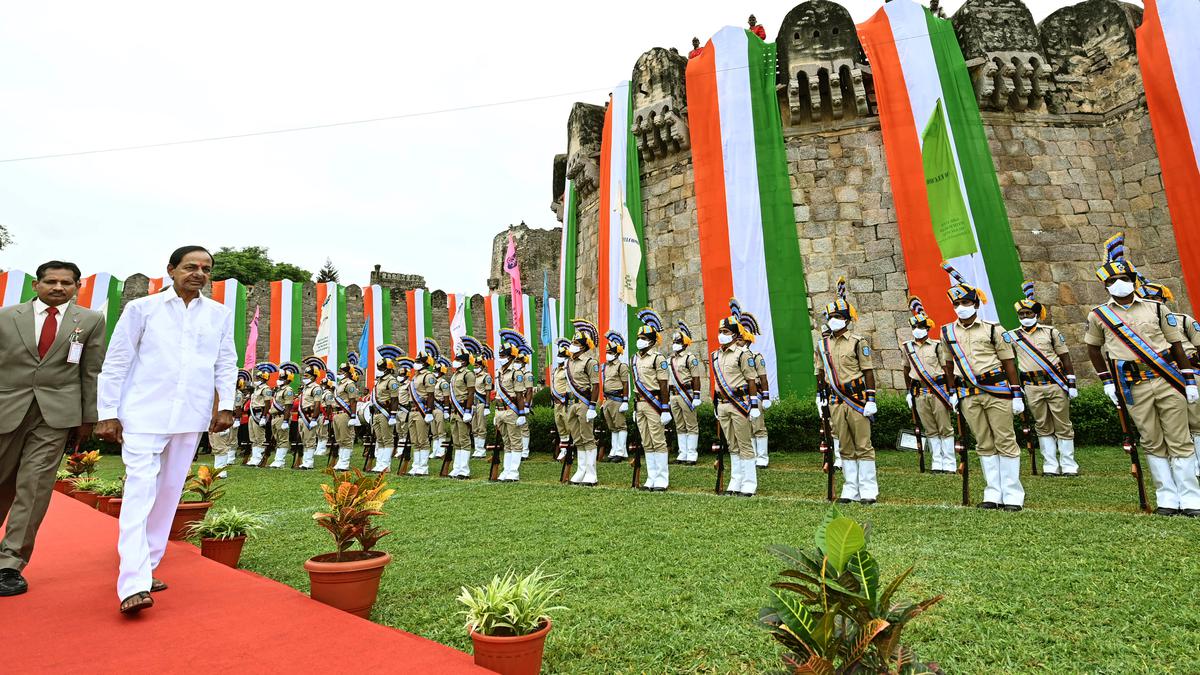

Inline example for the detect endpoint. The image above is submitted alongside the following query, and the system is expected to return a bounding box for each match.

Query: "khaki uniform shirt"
[395,376,413,409]
[333,380,360,414]
[299,382,322,415]
[1084,297,1184,359]
[633,351,669,406]
[475,370,493,399]
[409,371,436,412]
[941,320,1012,373]
[816,333,873,386]
[712,346,756,398]
[435,374,450,404]
[272,384,296,415]
[450,369,477,414]
[752,349,768,388]
[552,365,570,403]
[1009,325,1069,373]
[602,359,629,396]
[496,365,528,410]
[669,351,703,395]
[904,339,943,381]
[374,373,399,409]
[250,383,272,410]
[567,354,600,402]
[1175,312,1200,355]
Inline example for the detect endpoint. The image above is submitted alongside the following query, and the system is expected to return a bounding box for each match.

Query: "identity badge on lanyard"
[67,328,84,364]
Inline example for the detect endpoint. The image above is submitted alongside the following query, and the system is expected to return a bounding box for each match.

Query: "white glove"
[464,412,473,422]
[387,416,397,426]
[362,411,372,424]
[619,402,629,413]
[586,408,597,422]
[863,401,878,417]
[424,413,434,423]
[256,418,267,427]
[815,395,823,409]
[349,418,360,427]
[308,421,318,430]
[762,398,772,410]
[750,407,761,419]
[517,415,527,426]
[233,420,241,429]
[691,397,701,409]
[1068,387,1079,400]
[1104,382,1119,406]
[279,420,289,430]
[1012,397,1026,416]
[948,394,959,410]
[1188,384,1200,404]
[484,407,492,416]
[660,411,672,424]
[906,393,914,409]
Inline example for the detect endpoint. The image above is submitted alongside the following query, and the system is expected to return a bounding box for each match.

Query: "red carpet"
[2,493,488,674]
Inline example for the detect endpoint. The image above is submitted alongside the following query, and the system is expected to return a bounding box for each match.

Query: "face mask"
[672,343,683,353]
[555,356,564,366]
[717,333,734,345]
[636,338,650,350]
[1107,279,1135,298]
[302,377,312,385]
[827,317,847,332]
[568,344,582,354]
[500,357,510,366]
[413,363,424,371]
[1019,317,1038,328]
[607,352,618,361]
[955,305,977,320]
[912,328,928,340]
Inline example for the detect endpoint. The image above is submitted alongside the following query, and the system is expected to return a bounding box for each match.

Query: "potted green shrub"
[304,468,395,618]
[70,477,102,508]
[186,507,266,568]
[170,465,224,540]
[91,479,125,515]
[759,506,944,674]
[458,567,565,675]
[54,470,74,495]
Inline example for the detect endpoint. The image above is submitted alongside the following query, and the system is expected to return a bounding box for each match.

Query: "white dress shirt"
[32,298,70,342]
[97,287,237,434]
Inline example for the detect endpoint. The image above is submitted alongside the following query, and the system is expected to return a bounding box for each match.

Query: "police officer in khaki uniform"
[712,302,762,496]
[296,357,327,470]
[550,338,572,459]
[447,337,481,478]
[406,341,440,476]
[471,348,493,458]
[668,322,703,465]
[211,369,250,477]
[815,279,879,503]
[331,363,362,471]
[601,332,630,461]
[1008,282,1079,476]
[268,363,299,468]
[315,377,334,459]
[493,331,530,481]
[246,364,276,466]
[565,320,602,485]
[430,357,451,460]
[367,345,403,473]
[738,312,772,468]
[633,309,673,491]
[1137,274,1200,475]
[1085,235,1200,516]
[901,297,955,473]
[940,263,1026,511]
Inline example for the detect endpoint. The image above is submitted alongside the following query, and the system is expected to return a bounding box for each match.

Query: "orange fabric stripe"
[596,95,614,355]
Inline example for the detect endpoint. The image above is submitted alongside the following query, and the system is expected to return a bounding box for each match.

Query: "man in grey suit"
[0,261,106,596]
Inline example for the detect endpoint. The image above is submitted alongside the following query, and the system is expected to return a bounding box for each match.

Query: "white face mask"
[1019,317,1038,328]
[912,328,928,340]
[413,363,424,371]
[302,377,312,385]
[554,356,564,366]
[827,317,847,332]
[500,357,510,367]
[955,305,977,320]
[568,344,582,354]
[1107,279,1135,298]
[672,343,683,353]
[717,333,734,345]
[607,352,618,361]
[636,338,650,350]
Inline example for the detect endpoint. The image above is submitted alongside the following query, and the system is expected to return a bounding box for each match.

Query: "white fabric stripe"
[324,282,340,368]
[711,26,779,394]
[1160,0,1200,166]
[886,0,999,322]
[278,280,294,364]
[559,181,573,331]
[489,294,502,378]
[605,82,631,339]
[83,273,113,311]
[412,288,426,351]
[370,285,385,385]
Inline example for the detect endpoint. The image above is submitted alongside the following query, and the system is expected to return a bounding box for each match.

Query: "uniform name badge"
[67,328,84,364]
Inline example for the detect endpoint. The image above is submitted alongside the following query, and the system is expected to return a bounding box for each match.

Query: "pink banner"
[504,233,523,328]
[245,305,260,369]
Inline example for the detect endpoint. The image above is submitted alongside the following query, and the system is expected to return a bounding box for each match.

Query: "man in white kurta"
[96,246,237,614]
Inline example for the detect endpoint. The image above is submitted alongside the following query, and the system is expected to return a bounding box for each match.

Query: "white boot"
[642,452,655,490]
[654,452,670,490]
[214,452,228,470]
[521,435,530,458]
[248,446,265,465]
[941,437,957,473]
[740,459,758,496]
[569,449,587,483]
[979,455,1002,505]
[472,437,486,458]
[840,460,860,501]
[611,430,628,459]
[1147,455,1180,510]
[998,456,1025,508]
[674,435,687,462]
[1039,436,1060,475]
[430,440,443,458]
[372,447,393,473]
[301,448,315,469]
[689,434,701,462]
[833,439,843,469]
[449,450,469,477]
[334,448,352,471]
[1057,438,1079,475]
[1170,455,1200,510]
[269,447,289,468]
[225,449,238,468]
[581,449,598,484]
[859,460,878,502]
[1194,436,1200,477]
[500,452,520,481]
[756,437,769,467]
[315,440,328,456]
[726,455,744,494]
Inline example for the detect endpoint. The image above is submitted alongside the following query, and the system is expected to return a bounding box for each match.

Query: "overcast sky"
[0,0,1110,292]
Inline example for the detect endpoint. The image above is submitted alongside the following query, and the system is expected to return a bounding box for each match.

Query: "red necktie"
[38,306,58,359]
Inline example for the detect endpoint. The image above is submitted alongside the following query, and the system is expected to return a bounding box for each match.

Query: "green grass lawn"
[82,446,1200,674]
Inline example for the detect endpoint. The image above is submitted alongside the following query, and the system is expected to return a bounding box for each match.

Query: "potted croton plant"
[186,507,265,568]
[304,468,395,618]
[458,568,565,675]
[170,465,224,540]
[92,479,125,514]
[70,477,102,508]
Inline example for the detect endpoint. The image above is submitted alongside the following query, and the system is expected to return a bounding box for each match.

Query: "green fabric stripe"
[232,283,247,369]
[562,184,579,326]
[747,32,815,396]
[500,295,510,329]
[290,281,303,362]
[464,295,474,337]
[528,294,539,382]
[926,10,1023,327]
[381,288,393,343]
[105,277,124,343]
[422,291,433,347]
[19,274,35,303]
[624,88,648,342]
[336,286,348,367]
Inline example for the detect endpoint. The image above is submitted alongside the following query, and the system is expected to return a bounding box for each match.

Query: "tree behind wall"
[316,258,340,283]
[211,246,312,286]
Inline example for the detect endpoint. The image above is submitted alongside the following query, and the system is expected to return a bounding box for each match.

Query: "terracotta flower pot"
[53,479,74,494]
[96,495,112,512]
[201,536,247,568]
[470,620,552,675]
[169,501,212,540]
[104,498,123,518]
[304,551,391,619]
[72,490,100,508]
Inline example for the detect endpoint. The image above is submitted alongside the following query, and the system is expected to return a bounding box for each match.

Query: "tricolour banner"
[858,0,1023,326]
[314,282,348,374]
[77,272,124,341]
[405,288,433,358]
[543,296,559,385]
[518,292,538,385]
[0,270,34,308]
[597,80,648,351]
[363,284,393,390]
[269,280,304,388]
[448,293,473,354]
[211,279,248,368]
[483,293,503,379]
[687,25,815,396]
[147,277,171,294]
[1138,0,1200,304]
[559,180,579,330]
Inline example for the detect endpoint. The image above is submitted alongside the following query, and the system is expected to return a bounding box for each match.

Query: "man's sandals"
[120,579,167,615]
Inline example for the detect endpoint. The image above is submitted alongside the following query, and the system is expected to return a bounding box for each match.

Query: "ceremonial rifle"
[397,411,413,475]
[818,382,835,502]
[238,399,252,464]
[487,418,502,481]
[954,405,970,507]
[259,412,276,468]
[325,411,338,469]
[439,434,454,477]
[629,408,644,489]
[908,385,926,474]
[289,420,303,469]
[1109,360,1150,513]
[559,431,576,483]
[712,408,726,495]
[1019,406,1040,477]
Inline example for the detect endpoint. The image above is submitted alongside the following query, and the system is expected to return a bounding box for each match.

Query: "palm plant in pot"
[186,507,266,568]
[305,468,395,618]
[170,465,224,540]
[458,567,565,675]
[69,477,102,508]
[54,470,74,494]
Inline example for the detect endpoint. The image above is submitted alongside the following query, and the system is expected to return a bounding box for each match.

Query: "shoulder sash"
[942,324,1009,397]
[710,349,749,415]
[903,341,953,408]
[1092,305,1185,393]
[818,337,866,414]
[1011,330,1069,391]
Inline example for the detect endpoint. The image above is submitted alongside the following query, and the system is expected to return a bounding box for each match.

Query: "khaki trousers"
[602,399,627,432]
[495,409,522,452]
[407,409,431,452]
[567,402,597,452]
[0,401,70,571]
[1188,400,1200,436]
[248,416,267,446]
[298,418,320,449]
[832,403,874,459]
[751,409,767,438]
[1126,378,1193,459]
[636,401,668,453]
[668,394,699,434]
[332,412,354,448]
[1026,383,1073,439]
[208,427,236,453]
[717,402,754,460]
[451,414,473,451]
[961,394,1019,458]
[553,404,570,439]
[371,411,395,447]
[914,393,953,436]
[472,402,488,438]
[432,408,446,438]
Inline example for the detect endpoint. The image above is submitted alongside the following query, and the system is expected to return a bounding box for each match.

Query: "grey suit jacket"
[0,300,106,433]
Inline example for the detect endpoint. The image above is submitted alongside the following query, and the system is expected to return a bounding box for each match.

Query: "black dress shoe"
[977,501,1000,510]
[836,497,854,504]
[0,569,28,597]
[1001,505,1023,512]
[1181,509,1200,518]
[860,499,877,505]
[738,492,755,498]
[1155,506,1181,516]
